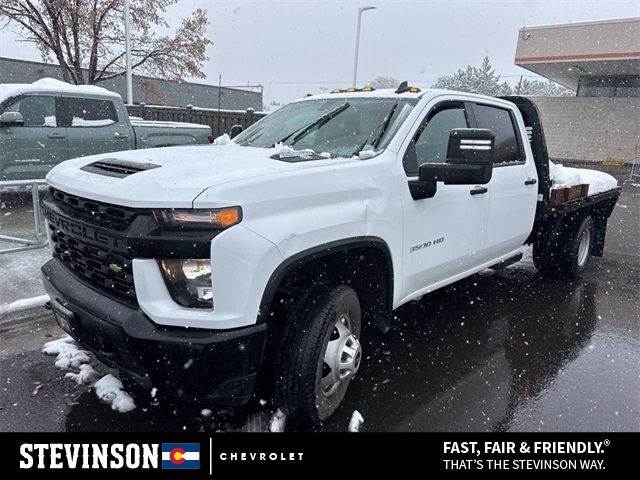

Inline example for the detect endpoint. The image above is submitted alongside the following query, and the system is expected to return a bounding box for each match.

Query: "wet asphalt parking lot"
[1,173,638,432]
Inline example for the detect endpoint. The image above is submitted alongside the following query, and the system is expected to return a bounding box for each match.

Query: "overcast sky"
[1,0,638,106]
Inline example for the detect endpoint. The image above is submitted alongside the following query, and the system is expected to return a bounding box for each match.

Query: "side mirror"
[0,111,24,126]
[419,128,494,185]
[230,124,243,139]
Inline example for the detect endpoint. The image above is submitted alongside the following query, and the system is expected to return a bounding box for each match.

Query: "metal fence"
[126,104,267,137]
[0,179,48,255]
[631,155,640,182]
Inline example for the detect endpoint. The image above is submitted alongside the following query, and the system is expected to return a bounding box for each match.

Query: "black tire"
[275,284,361,425]
[560,216,594,278]
[534,216,594,279]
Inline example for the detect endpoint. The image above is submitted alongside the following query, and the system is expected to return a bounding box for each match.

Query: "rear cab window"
[471,103,524,166]
[59,97,118,127]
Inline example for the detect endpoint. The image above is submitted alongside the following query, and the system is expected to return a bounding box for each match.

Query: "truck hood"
[46,144,357,208]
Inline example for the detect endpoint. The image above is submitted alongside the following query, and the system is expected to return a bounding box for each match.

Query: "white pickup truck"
[40,85,620,425]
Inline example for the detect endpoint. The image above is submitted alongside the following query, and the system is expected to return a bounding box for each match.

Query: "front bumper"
[41,258,267,405]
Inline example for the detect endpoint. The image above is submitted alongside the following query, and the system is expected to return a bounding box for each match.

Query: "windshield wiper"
[272,102,350,147]
[352,103,398,157]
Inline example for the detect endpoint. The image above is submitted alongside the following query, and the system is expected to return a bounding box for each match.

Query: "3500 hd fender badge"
[410,237,445,253]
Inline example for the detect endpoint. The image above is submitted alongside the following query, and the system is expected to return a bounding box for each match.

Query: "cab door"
[60,96,133,159]
[0,95,68,180]
[470,102,538,259]
[399,99,489,302]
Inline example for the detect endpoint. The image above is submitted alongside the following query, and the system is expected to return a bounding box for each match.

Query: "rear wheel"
[275,284,362,425]
[534,215,594,279]
[562,216,594,278]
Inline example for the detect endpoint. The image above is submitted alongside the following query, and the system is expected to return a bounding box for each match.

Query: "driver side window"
[404,105,468,175]
[4,95,57,127]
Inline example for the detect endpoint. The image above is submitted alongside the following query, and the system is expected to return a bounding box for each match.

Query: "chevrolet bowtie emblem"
[109,263,123,273]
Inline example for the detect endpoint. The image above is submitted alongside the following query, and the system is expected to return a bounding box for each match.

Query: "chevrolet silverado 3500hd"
[40,86,620,424]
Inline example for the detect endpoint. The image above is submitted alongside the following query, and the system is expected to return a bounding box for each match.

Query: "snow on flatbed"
[549,162,618,196]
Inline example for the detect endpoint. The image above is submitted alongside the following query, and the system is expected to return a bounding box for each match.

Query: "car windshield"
[234,97,418,158]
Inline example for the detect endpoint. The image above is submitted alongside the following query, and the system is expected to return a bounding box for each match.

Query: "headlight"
[158,259,213,309]
[153,207,241,229]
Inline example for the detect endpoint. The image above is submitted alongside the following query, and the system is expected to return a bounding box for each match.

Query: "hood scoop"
[81,159,160,178]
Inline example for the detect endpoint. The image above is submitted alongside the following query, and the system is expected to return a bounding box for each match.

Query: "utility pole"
[352,6,376,88]
[217,74,222,135]
[516,75,523,95]
[124,0,133,105]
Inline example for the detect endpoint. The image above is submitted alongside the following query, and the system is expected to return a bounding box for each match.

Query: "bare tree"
[371,76,400,89]
[0,0,212,85]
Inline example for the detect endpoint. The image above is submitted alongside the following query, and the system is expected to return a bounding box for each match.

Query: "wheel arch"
[258,236,395,332]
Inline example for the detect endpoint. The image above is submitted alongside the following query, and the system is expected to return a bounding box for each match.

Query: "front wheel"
[275,284,362,425]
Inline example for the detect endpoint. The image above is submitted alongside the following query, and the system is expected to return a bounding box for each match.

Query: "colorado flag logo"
[162,443,200,469]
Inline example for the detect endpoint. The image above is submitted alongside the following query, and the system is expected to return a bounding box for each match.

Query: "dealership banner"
[6,432,636,477]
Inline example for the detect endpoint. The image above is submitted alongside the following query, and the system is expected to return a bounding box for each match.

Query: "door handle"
[470,186,488,195]
[113,132,130,139]
[524,178,537,185]
[47,133,65,139]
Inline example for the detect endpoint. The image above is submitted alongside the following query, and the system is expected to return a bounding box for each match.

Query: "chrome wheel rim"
[319,314,362,397]
[577,228,591,267]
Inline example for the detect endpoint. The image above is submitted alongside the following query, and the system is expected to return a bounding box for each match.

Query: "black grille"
[49,187,138,230]
[46,188,137,303]
[49,223,136,301]
[80,159,160,178]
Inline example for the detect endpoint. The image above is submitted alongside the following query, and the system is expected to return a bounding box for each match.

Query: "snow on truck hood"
[46,144,357,208]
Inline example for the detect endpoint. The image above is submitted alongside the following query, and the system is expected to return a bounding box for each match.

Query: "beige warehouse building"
[515,17,639,164]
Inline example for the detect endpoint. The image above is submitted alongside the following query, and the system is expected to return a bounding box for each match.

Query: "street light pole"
[352,6,376,88]
[124,0,133,105]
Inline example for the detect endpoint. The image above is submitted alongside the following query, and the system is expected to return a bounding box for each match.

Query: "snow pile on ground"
[549,162,617,196]
[348,410,364,432]
[213,133,232,145]
[42,336,91,369]
[94,374,136,413]
[65,364,100,385]
[43,336,136,413]
[269,408,287,432]
[0,294,49,316]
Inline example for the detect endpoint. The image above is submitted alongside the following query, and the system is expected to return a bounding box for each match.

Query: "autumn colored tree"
[0,0,211,84]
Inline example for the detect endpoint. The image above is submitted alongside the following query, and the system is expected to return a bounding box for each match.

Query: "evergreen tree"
[433,56,513,96]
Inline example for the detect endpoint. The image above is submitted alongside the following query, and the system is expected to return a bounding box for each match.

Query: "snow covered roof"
[0,78,121,104]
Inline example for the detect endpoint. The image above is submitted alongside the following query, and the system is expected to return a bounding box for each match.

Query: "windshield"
[234,97,418,158]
